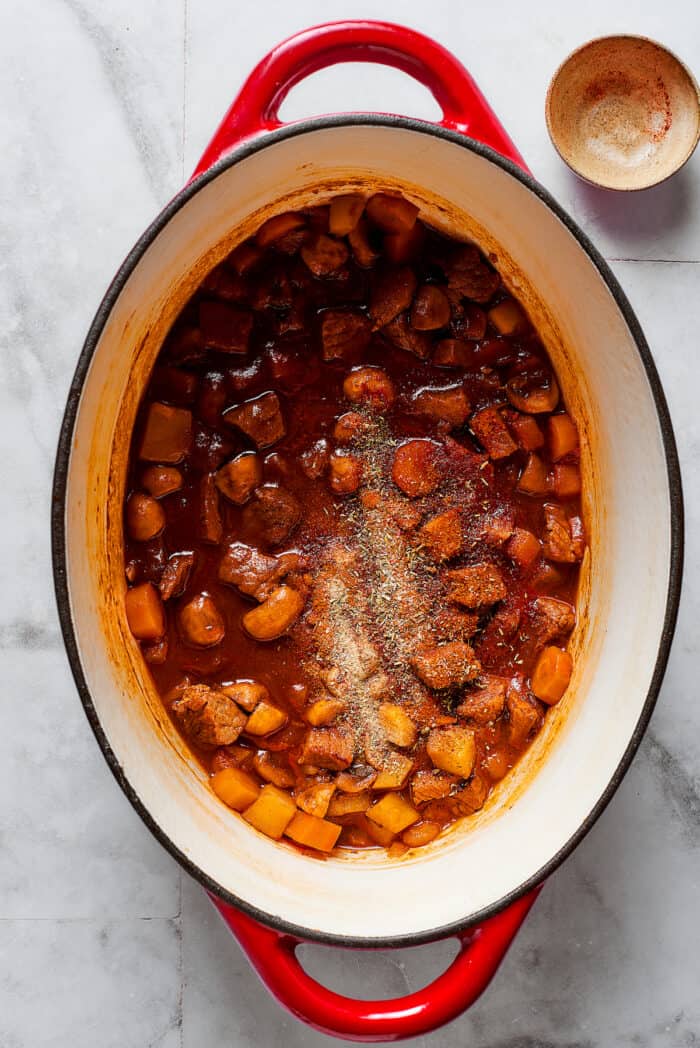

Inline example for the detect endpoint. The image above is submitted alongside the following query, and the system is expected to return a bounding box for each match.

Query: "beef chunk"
[224,391,285,448]
[411,641,481,689]
[300,233,349,277]
[445,244,500,303]
[172,684,247,747]
[159,552,195,601]
[411,385,471,427]
[219,542,284,600]
[300,727,354,770]
[456,675,507,724]
[418,509,463,562]
[433,608,480,641]
[369,266,417,328]
[529,596,576,650]
[199,474,223,544]
[241,484,301,546]
[506,680,543,745]
[320,310,372,360]
[410,769,456,805]
[542,503,581,563]
[199,300,253,353]
[200,263,249,303]
[381,313,431,359]
[447,564,507,608]
[470,406,518,459]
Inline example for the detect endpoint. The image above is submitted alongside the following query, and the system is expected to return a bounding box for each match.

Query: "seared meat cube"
[412,385,470,428]
[451,773,490,815]
[482,509,515,546]
[433,338,474,368]
[251,264,293,310]
[299,439,330,478]
[447,564,507,608]
[411,641,481,689]
[381,313,431,359]
[506,680,543,745]
[365,193,419,232]
[470,406,518,459]
[242,484,301,546]
[433,608,479,641]
[410,769,456,806]
[542,503,581,563]
[418,508,463,561]
[300,727,354,770]
[456,675,507,724]
[320,310,371,360]
[215,451,262,505]
[199,474,223,544]
[529,596,576,650]
[223,391,285,449]
[256,211,306,248]
[159,552,195,601]
[410,284,451,330]
[200,263,248,303]
[301,233,349,276]
[369,266,417,328]
[445,244,500,303]
[199,300,253,354]
[172,684,247,747]
[219,542,284,599]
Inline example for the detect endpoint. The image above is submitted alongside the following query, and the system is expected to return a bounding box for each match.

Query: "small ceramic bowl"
[546,35,700,190]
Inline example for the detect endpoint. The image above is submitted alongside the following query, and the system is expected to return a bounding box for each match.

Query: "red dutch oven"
[53,21,682,1042]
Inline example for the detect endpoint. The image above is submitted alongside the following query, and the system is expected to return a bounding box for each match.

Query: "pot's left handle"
[210,888,539,1042]
[191,19,526,180]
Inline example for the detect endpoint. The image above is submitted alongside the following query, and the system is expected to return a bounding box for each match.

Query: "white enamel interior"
[62,124,673,941]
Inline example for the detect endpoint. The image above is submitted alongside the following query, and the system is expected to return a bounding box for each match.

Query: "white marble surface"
[1,1,699,1044]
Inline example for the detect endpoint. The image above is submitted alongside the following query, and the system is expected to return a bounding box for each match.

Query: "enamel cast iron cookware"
[52,21,682,1042]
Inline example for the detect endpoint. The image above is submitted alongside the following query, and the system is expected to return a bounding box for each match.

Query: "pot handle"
[192,20,526,179]
[209,886,540,1042]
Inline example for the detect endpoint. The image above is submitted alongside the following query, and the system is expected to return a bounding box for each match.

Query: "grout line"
[606,257,700,264]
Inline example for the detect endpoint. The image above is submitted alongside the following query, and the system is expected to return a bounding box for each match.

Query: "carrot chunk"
[531,646,573,704]
[125,582,165,641]
[285,811,342,852]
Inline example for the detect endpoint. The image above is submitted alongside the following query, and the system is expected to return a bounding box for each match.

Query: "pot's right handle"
[192,20,527,179]
[211,887,540,1043]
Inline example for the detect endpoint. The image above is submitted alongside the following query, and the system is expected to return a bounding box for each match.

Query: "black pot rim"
[52,113,684,949]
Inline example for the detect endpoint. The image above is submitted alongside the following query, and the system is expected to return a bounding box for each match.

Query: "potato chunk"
[242,586,305,641]
[125,582,165,641]
[139,402,192,463]
[411,641,480,689]
[365,193,419,232]
[328,791,371,816]
[243,784,297,839]
[245,701,288,736]
[488,298,528,336]
[391,439,440,497]
[329,194,365,236]
[215,452,262,504]
[223,391,285,449]
[371,754,414,790]
[367,794,419,834]
[343,366,395,410]
[418,508,462,562]
[426,726,476,778]
[211,767,260,811]
[306,698,346,727]
[179,593,225,648]
[285,811,342,853]
[300,233,348,276]
[548,413,579,461]
[446,564,506,608]
[379,703,417,747]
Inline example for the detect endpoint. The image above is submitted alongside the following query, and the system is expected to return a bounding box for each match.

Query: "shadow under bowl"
[545,35,700,191]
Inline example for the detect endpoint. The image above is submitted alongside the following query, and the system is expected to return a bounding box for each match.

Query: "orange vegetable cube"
[243,784,296,839]
[125,582,165,641]
[488,298,528,336]
[550,464,581,498]
[284,811,342,853]
[211,767,260,811]
[379,703,417,747]
[329,194,365,236]
[426,726,476,778]
[507,412,544,451]
[506,528,541,568]
[139,402,192,463]
[306,698,346,727]
[548,414,579,461]
[517,453,548,495]
[372,754,414,790]
[367,793,420,834]
[327,791,371,816]
[531,646,573,705]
